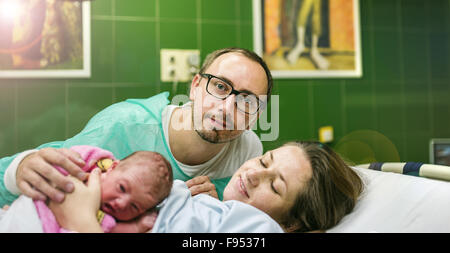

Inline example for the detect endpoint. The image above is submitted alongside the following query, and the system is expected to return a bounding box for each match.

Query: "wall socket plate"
[160,49,200,82]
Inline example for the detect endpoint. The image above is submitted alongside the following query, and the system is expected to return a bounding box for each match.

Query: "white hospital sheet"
[152,180,284,233]
[0,195,43,233]
[328,166,450,233]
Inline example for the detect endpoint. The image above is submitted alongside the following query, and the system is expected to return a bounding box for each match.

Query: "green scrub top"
[0,92,230,206]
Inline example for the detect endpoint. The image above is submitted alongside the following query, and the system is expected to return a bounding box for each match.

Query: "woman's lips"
[238,175,250,198]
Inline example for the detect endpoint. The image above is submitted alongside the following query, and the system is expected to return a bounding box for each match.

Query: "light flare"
[0,1,22,20]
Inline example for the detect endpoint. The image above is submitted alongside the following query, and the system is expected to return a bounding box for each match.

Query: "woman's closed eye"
[259,158,279,194]
[259,158,267,168]
[271,182,279,195]
[260,152,272,168]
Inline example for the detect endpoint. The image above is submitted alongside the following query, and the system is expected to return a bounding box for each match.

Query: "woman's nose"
[246,168,274,187]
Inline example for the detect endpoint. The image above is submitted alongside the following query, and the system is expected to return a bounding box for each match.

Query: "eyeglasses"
[200,73,264,115]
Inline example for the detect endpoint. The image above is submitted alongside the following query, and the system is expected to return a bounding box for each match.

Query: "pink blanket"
[34,145,117,233]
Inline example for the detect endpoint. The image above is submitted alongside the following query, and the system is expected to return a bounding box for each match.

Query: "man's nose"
[223,94,236,115]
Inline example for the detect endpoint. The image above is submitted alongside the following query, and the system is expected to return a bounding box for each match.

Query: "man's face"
[189,53,268,143]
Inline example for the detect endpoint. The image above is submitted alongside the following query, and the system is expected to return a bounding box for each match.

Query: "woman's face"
[223,145,312,224]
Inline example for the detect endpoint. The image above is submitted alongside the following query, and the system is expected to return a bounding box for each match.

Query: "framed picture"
[253,0,362,78]
[0,0,91,78]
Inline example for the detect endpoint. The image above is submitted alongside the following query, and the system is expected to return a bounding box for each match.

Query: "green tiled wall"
[0,0,449,165]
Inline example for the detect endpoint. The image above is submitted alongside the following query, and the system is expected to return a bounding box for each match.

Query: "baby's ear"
[109,160,120,171]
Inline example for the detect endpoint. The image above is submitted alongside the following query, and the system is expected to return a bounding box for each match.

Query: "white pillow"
[327,166,450,233]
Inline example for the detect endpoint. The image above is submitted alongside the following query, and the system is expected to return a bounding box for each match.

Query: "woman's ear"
[282,221,302,233]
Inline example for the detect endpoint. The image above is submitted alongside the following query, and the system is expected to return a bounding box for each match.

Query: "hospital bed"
[2,161,449,233]
[328,162,450,232]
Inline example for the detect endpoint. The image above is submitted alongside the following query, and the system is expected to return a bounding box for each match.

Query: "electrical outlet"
[160,49,200,82]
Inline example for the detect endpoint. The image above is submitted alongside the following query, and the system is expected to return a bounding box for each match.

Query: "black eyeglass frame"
[199,73,266,115]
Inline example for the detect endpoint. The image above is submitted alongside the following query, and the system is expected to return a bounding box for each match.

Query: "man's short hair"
[199,47,273,102]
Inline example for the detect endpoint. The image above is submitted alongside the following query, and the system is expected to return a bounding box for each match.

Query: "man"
[0,48,273,221]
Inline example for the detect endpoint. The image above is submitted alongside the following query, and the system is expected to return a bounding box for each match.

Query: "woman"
[49,141,363,233]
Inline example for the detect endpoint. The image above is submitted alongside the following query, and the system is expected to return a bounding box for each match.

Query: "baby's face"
[100,160,161,221]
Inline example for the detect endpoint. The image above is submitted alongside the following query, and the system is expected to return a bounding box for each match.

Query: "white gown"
[152,180,284,233]
[0,180,284,233]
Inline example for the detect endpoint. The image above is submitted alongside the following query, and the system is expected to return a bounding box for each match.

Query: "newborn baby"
[33,145,173,233]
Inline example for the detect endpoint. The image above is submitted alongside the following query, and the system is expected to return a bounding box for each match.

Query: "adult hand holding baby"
[48,168,103,233]
[186,176,218,199]
[16,148,88,203]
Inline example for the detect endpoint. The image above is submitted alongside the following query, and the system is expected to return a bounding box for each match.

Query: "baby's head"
[99,151,173,221]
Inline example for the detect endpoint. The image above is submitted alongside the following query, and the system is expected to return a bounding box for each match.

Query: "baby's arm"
[110,209,158,233]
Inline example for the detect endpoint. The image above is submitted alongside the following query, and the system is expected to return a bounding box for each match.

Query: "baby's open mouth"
[102,203,114,214]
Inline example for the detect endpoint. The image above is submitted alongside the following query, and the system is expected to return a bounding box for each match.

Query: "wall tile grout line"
[235,0,241,47]
[111,0,116,103]
[308,81,315,138]
[91,15,248,26]
[341,80,347,136]
[92,15,158,22]
[155,0,161,94]
[364,26,429,34]
[13,83,18,154]
[197,0,202,54]
[424,1,434,139]
[397,0,408,159]
[368,0,378,133]
[65,81,69,139]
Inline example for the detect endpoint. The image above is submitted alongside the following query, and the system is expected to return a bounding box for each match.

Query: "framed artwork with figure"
[253,0,362,78]
[0,0,90,78]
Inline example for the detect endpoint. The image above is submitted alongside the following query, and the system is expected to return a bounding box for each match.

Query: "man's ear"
[189,74,201,100]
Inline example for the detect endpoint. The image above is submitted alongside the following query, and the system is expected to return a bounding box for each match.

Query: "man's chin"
[195,129,242,144]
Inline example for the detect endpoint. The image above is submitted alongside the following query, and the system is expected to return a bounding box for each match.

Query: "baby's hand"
[110,210,158,233]
[2,205,9,211]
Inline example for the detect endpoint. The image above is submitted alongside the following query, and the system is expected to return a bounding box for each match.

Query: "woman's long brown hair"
[282,141,364,232]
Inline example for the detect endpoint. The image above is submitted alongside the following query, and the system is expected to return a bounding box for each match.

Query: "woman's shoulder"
[220,200,284,232]
[153,181,283,233]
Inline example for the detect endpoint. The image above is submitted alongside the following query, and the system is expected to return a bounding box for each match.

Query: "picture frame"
[253,0,362,78]
[0,0,91,78]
